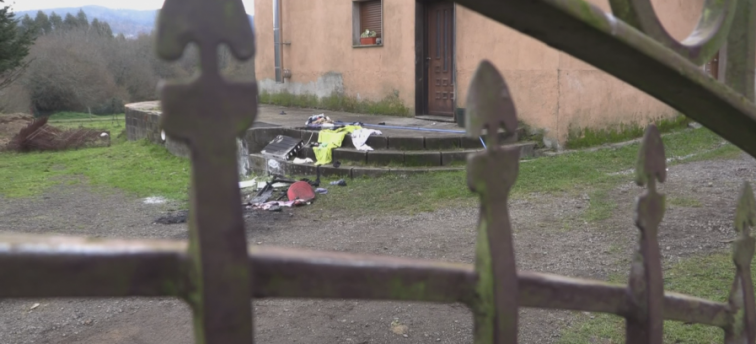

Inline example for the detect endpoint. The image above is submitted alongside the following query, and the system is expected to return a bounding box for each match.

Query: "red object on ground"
[287,181,316,202]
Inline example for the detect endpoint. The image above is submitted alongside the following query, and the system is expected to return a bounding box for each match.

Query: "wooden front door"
[426,2,454,116]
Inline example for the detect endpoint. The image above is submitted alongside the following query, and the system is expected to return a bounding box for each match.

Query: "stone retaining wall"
[125,101,251,177]
[125,102,162,144]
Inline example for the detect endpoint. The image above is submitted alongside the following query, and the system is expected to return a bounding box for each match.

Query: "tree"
[75,9,88,30]
[34,11,52,35]
[19,14,34,34]
[91,18,112,38]
[49,12,62,32]
[63,13,78,31]
[0,0,36,92]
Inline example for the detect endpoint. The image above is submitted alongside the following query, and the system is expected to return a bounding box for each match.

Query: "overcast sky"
[7,0,255,14]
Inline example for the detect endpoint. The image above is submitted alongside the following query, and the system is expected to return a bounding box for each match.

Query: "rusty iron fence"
[2,0,756,343]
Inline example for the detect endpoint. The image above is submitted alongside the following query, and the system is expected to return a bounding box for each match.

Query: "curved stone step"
[298,141,538,167]
[245,127,528,153]
[250,154,464,179]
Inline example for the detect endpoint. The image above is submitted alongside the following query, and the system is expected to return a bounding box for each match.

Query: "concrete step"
[250,141,540,178]
[245,127,529,153]
[298,141,538,167]
[250,153,464,179]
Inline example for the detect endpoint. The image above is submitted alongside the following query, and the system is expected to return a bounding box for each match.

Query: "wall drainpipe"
[273,0,283,82]
[273,0,292,82]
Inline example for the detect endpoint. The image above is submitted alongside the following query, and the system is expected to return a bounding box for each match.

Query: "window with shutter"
[359,0,381,38]
[352,0,383,47]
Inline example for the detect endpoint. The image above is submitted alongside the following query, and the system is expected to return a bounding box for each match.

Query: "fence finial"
[465,60,518,147]
[466,60,520,343]
[627,124,665,344]
[155,0,257,343]
[726,182,756,344]
[635,124,666,189]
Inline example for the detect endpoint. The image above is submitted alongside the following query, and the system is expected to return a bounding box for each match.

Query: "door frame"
[415,0,456,117]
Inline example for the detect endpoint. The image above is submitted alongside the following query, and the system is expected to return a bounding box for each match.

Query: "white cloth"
[351,129,382,151]
[293,157,314,164]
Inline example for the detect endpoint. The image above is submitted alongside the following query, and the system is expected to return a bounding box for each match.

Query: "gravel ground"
[1,153,754,344]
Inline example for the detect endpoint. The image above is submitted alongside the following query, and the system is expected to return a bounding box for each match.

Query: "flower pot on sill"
[360,37,377,45]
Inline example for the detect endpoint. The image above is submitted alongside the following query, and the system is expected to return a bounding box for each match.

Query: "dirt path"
[1,154,754,344]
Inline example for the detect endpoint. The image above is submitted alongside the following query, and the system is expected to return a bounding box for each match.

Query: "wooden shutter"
[359,0,382,38]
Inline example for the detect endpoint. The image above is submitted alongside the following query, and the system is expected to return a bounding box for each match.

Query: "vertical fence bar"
[626,125,666,344]
[465,60,521,343]
[724,0,756,100]
[726,182,756,344]
[155,0,258,343]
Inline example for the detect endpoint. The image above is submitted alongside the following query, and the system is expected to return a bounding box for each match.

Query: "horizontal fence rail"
[2,0,756,343]
[0,234,734,329]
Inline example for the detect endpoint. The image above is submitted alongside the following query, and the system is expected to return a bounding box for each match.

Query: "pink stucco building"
[254,0,715,146]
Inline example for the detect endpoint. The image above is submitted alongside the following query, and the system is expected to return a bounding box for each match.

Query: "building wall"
[255,0,712,146]
[455,0,706,146]
[254,0,416,110]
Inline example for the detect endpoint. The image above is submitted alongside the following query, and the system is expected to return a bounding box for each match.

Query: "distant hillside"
[16,6,254,38]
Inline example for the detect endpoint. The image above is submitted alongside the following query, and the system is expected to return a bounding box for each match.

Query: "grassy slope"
[1,117,190,201]
[560,254,746,343]
[316,127,740,214]
[0,116,751,342]
[1,123,740,213]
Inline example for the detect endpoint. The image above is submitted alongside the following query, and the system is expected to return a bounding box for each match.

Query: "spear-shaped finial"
[155,0,257,343]
[465,60,518,147]
[727,182,756,343]
[626,124,666,344]
[466,60,520,343]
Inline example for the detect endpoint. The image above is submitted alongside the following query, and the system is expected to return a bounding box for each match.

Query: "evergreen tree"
[91,19,113,38]
[49,12,62,31]
[0,0,36,91]
[34,11,52,35]
[19,14,34,35]
[75,9,89,29]
[63,13,77,30]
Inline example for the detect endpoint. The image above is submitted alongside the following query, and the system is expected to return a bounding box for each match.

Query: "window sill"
[353,43,383,48]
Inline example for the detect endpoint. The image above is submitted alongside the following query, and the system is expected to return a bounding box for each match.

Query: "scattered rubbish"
[143,196,167,205]
[287,181,316,202]
[30,303,40,310]
[314,126,360,165]
[5,117,111,152]
[300,166,322,187]
[249,189,274,204]
[293,157,314,164]
[154,210,188,225]
[351,128,382,151]
[333,161,341,168]
[247,199,307,211]
[330,179,347,187]
[261,135,303,160]
[306,114,333,126]
[315,188,328,194]
[391,319,408,335]
[239,179,257,189]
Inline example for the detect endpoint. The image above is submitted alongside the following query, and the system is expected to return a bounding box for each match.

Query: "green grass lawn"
[316,127,740,214]
[0,124,741,214]
[0,118,190,202]
[47,112,124,124]
[559,253,745,344]
[0,117,751,343]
